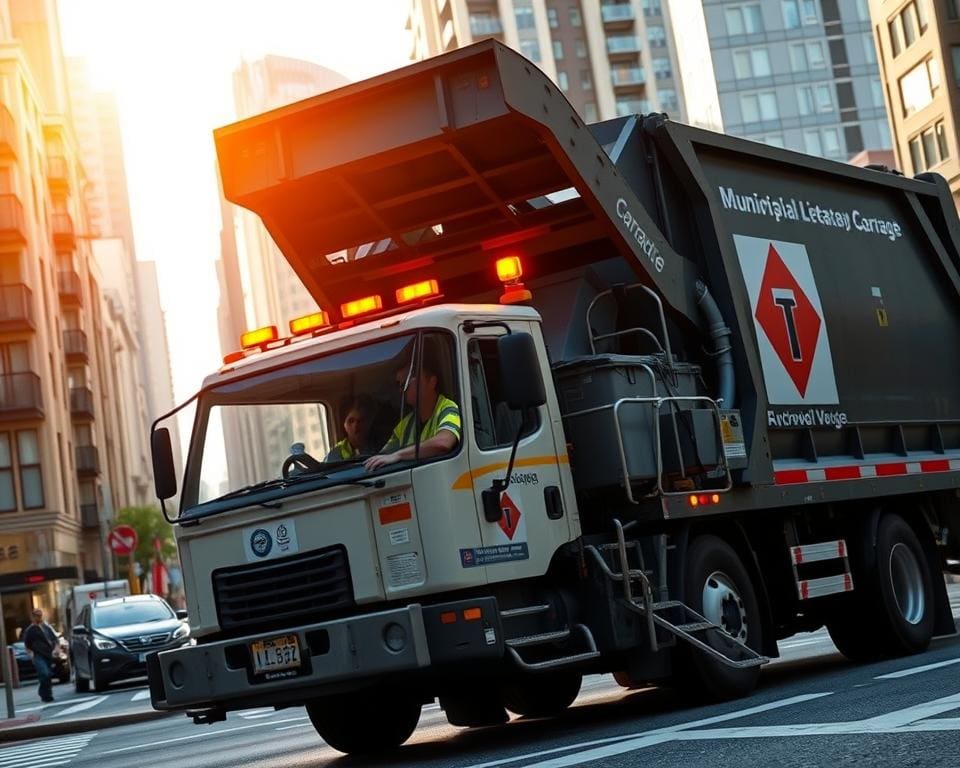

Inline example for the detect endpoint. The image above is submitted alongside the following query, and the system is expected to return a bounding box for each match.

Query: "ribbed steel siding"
[212,546,353,631]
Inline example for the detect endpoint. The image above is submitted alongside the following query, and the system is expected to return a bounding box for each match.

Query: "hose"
[694,280,735,408]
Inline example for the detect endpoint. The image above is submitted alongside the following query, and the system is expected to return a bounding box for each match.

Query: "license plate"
[250,634,301,675]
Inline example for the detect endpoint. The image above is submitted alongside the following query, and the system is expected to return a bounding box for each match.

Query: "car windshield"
[93,601,173,628]
[188,331,458,510]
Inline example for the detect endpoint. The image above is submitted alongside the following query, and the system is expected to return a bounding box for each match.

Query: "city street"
[3,583,958,768]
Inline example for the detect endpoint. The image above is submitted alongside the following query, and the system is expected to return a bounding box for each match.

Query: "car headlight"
[173,624,190,641]
[93,637,117,650]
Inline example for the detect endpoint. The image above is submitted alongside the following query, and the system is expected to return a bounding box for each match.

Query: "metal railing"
[57,271,82,304]
[606,35,641,54]
[0,194,26,245]
[611,67,646,86]
[52,212,75,250]
[80,503,99,528]
[469,16,502,34]
[0,373,42,417]
[601,4,635,22]
[0,284,33,329]
[47,155,69,186]
[0,106,16,158]
[69,386,94,418]
[63,329,88,359]
[75,445,100,475]
[615,99,651,116]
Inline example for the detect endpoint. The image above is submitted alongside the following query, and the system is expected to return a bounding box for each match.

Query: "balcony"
[616,98,651,117]
[52,212,75,251]
[601,3,635,25]
[75,445,100,477]
[469,16,503,35]
[63,329,88,362]
[47,155,69,195]
[611,67,646,87]
[0,106,16,160]
[606,36,642,55]
[0,284,34,332]
[0,195,26,249]
[69,386,94,420]
[0,372,43,421]
[57,270,82,306]
[80,503,99,529]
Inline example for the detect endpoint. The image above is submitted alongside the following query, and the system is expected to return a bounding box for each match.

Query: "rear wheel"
[501,671,582,718]
[827,513,935,660]
[676,534,763,701]
[307,691,421,755]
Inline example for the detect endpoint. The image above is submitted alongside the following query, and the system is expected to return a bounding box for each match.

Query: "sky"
[57,0,413,405]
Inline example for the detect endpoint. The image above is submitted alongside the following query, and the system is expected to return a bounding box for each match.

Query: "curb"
[0,707,175,743]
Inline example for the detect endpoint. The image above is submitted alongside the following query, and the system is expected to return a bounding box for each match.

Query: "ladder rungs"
[500,604,551,619]
[674,621,715,633]
[506,629,570,648]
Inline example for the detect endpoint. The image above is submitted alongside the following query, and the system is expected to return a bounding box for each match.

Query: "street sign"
[108,525,138,556]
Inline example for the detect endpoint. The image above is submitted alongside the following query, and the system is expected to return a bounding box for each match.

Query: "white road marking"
[0,733,96,768]
[50,695,108,718]
[463,692,833,768]
[100,716,310,754]
[237,707,274,719]
[131,689,152,701]
[275,723,311,731]
[874,657,960,680]
[17,696,98,713]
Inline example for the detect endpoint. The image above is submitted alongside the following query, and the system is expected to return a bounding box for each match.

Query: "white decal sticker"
[243,519,299,563]
[389,527,410,546]
[386,552,422,587]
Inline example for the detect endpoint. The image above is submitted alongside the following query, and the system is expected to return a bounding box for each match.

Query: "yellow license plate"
[250,634,301,675]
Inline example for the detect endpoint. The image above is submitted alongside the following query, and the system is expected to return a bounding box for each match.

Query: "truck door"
[460,328,571,580]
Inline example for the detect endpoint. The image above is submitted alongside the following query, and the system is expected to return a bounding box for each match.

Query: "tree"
[114,506,176,574]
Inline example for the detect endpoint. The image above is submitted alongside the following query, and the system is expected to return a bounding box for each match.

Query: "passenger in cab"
[325,395,377,462]
[364,349,461,470]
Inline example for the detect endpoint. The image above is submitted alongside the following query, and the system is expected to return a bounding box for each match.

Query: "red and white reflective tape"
[775,458,960,486]
[791,539,846,565]
[797,573,854,600]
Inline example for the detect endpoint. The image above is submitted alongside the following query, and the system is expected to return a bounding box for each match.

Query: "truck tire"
[827,513,935,660]
[501,671,582,717]
[307,692,420,755]
[677,534,763,701]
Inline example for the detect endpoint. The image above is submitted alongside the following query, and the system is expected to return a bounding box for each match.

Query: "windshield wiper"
[213,459,381,505]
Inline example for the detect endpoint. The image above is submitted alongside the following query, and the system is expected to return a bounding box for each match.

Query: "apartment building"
[870,0,960,200]
[701,0,892,158]
[216,56,349,492]
[0,0,158,640]
[406,0,721,127]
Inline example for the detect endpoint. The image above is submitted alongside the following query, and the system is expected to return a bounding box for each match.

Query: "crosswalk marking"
[0,733,95,768]
[50,695,108,717]
[131,689,152,701]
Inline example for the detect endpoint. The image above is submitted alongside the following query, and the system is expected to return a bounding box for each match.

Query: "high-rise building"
[216,56,350,491]
[406,0,722,128]
[698,0,892,159]
[869,0,959,201]
[0,0,160,639]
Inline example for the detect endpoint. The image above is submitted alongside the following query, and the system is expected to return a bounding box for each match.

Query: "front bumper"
[149,599,502,711]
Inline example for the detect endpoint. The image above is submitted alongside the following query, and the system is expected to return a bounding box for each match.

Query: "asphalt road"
[4,583,959,768]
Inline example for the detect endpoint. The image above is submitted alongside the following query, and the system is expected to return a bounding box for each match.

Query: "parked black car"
[3,637,70,684]
[70,594,189,692]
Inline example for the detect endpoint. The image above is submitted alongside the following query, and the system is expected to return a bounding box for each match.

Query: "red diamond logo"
[498,493,521,540]
[754,244,822,397]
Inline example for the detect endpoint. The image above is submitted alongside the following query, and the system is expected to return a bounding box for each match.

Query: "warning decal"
[735,235,839,406]
[498,493,522,541]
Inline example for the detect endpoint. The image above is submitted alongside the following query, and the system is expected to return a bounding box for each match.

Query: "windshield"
[94,601,174,628]
[188,331,458,508]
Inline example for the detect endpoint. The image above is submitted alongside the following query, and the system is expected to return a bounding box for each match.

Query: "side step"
[505,623,600,672]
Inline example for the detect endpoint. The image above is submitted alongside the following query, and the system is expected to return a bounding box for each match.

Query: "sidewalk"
[0,678,173,743]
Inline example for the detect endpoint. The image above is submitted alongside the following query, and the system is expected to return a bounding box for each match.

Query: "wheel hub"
[702,570,748,643]
[889,542,925,625]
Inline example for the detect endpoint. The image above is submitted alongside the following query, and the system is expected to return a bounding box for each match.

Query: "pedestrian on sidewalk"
[21,608,55,703]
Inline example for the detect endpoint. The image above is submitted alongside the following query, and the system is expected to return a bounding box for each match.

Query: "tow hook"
[188,707,227,725]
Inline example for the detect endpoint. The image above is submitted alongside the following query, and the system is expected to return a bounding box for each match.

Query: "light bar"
[240,325,278,349]
[289,310,330,336]
[340,294,383,318]
[496,256,523,282]
[396,279,439,304]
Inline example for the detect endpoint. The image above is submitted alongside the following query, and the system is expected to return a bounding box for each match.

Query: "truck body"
[147,42,960,754]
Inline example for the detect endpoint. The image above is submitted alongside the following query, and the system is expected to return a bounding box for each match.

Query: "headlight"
[93,637,117,650]
[173,624,190,641]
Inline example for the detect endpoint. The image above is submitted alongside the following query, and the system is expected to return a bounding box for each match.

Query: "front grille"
[213,545,353,632]
[119,632,171,652]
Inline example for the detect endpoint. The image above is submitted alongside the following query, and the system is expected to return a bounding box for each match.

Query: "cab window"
[468,338,539,450]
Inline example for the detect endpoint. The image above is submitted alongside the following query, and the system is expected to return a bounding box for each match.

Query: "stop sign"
[108,525,138,556]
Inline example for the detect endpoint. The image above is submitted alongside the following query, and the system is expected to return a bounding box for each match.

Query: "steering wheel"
[281,450,324,479]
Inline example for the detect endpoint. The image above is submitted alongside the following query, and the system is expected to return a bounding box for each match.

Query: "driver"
[325,395,377,461]
[364,349,461,471]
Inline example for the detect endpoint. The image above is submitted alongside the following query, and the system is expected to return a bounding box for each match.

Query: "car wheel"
[90,658,106,693]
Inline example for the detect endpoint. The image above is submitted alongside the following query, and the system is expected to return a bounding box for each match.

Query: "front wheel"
[307,692,421,755]
[501,671,582,717]
[676,534,764,701]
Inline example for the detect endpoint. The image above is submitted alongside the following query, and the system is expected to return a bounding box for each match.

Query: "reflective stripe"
[386,395,461,450]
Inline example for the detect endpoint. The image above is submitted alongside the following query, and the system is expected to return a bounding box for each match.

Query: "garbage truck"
[146,40,960,754]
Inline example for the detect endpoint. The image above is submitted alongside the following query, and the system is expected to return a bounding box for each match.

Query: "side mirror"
[175,610,188,621]
[152,427,177,500]
[497,333,546,410]
[71,625,88,636]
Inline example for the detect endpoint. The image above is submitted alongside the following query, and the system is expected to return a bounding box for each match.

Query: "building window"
[659,88,678,111]
[16,429,42,509]
[854,0,870,20]
[580,68,593,89]
[822,128,841,156]
[653,57,672,80]
[804,129,822,154]
[584,101,598,122]
[948,0,960,21]
[547,6,559,28]
[909,135,924,172]
[520,39,541,61]
[782,0,817,28]
[871,77,886,108]
[734,47,771,78]
[762,134,786,147]
[899,58,940,116]
[557,70,569,90]
[890,2,928,57]
[644,0,663,14]
[816,84,833,112]
[575,38,587,58]
[909,121,950,172]
[553,40,564,59]
[648,25,666,47]
[936,121,950,160]
[807,42,826,69]
[569,6,582,26]
[0,433,14,512]
[740,91,779,123]
[515,5,536,30]
[797,86,814,115]
[725,3,764,35]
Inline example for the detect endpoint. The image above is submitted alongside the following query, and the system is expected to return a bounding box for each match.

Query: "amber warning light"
[240,325,279,349]
[495,255,532,304]
[396,279,440,304]
[289,311,330,336]
[341,295,383,319]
